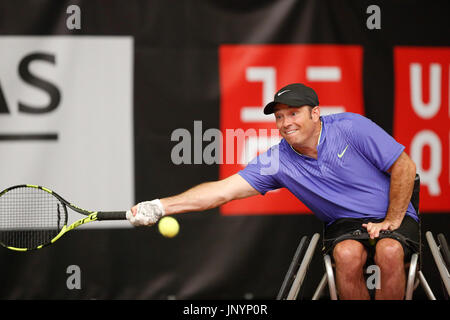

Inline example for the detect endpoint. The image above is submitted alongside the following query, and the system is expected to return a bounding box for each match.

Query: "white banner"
[0,36,134,228]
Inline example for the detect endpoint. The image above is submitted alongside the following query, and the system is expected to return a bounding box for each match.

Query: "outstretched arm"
[128,174,260,226]
[159,174,260,215]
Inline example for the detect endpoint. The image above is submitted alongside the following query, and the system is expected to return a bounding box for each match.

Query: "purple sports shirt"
[238,112,418,225]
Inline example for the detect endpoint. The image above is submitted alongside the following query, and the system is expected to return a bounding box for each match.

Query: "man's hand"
[362,219,401,239]
[126,199,165,226]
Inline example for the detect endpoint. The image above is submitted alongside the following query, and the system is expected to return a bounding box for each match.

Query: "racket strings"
[0,187,67,249]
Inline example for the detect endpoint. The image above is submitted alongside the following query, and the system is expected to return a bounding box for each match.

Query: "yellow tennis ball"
[158,216,179,238]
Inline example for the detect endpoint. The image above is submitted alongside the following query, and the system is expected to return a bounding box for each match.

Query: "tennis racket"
[0,184,127,252]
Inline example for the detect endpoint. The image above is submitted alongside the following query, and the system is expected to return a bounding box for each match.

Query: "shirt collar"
[318,118,323,145]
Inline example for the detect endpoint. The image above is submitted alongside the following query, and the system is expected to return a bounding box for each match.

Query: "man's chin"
[285,139,299,148]
[283,134,298,144]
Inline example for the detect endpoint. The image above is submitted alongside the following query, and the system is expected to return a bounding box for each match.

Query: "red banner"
[394,47,450,212]
[219,45,364,214]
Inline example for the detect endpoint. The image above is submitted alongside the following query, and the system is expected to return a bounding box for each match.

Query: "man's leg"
[333,239,370,300]
[374,238,405,300]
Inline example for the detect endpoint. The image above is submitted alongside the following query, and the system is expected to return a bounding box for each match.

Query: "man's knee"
[333,240,367,269]
[375,238,404,268]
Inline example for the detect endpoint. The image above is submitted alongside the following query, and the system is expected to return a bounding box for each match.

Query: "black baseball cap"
[263,83,319,115]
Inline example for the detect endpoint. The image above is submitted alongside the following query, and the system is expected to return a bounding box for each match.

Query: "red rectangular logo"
[219,45,364,214]
[394,47,450,212]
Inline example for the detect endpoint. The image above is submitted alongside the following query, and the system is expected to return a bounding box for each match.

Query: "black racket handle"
[97,211,127,220]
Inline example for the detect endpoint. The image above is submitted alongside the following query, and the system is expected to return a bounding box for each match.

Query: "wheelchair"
[425,231,450,299]
[277,174,445,300]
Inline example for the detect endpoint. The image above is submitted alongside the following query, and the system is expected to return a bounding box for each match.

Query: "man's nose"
[282,116,293,128]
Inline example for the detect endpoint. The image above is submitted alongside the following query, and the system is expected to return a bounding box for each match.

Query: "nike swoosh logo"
[338,145,349,158]
[277,89,290,96]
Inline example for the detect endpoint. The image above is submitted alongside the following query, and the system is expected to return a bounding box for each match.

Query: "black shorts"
[322,215,420,262]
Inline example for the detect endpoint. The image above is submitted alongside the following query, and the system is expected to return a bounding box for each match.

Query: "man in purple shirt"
[128,83,418,300]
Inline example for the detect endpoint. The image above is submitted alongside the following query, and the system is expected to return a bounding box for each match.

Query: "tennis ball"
[158,216,180,238]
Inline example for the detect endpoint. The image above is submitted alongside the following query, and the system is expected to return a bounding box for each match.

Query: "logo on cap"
[277,89,291,96]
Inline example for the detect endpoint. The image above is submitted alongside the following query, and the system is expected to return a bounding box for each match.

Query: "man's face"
[274,104,319,147]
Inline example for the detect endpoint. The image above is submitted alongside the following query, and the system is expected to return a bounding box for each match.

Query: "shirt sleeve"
[237,146,282,195]
[349,114,405,172]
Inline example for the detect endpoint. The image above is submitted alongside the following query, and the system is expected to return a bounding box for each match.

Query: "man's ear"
[312,106,320,121]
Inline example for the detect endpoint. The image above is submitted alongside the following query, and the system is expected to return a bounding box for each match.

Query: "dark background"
[0,0,449,299]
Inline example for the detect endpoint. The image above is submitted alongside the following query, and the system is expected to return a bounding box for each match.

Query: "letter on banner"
[410,63,441,119]
[410,130,442,195]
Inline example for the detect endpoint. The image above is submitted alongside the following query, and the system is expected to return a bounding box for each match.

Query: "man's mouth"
[285,129,298,135]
